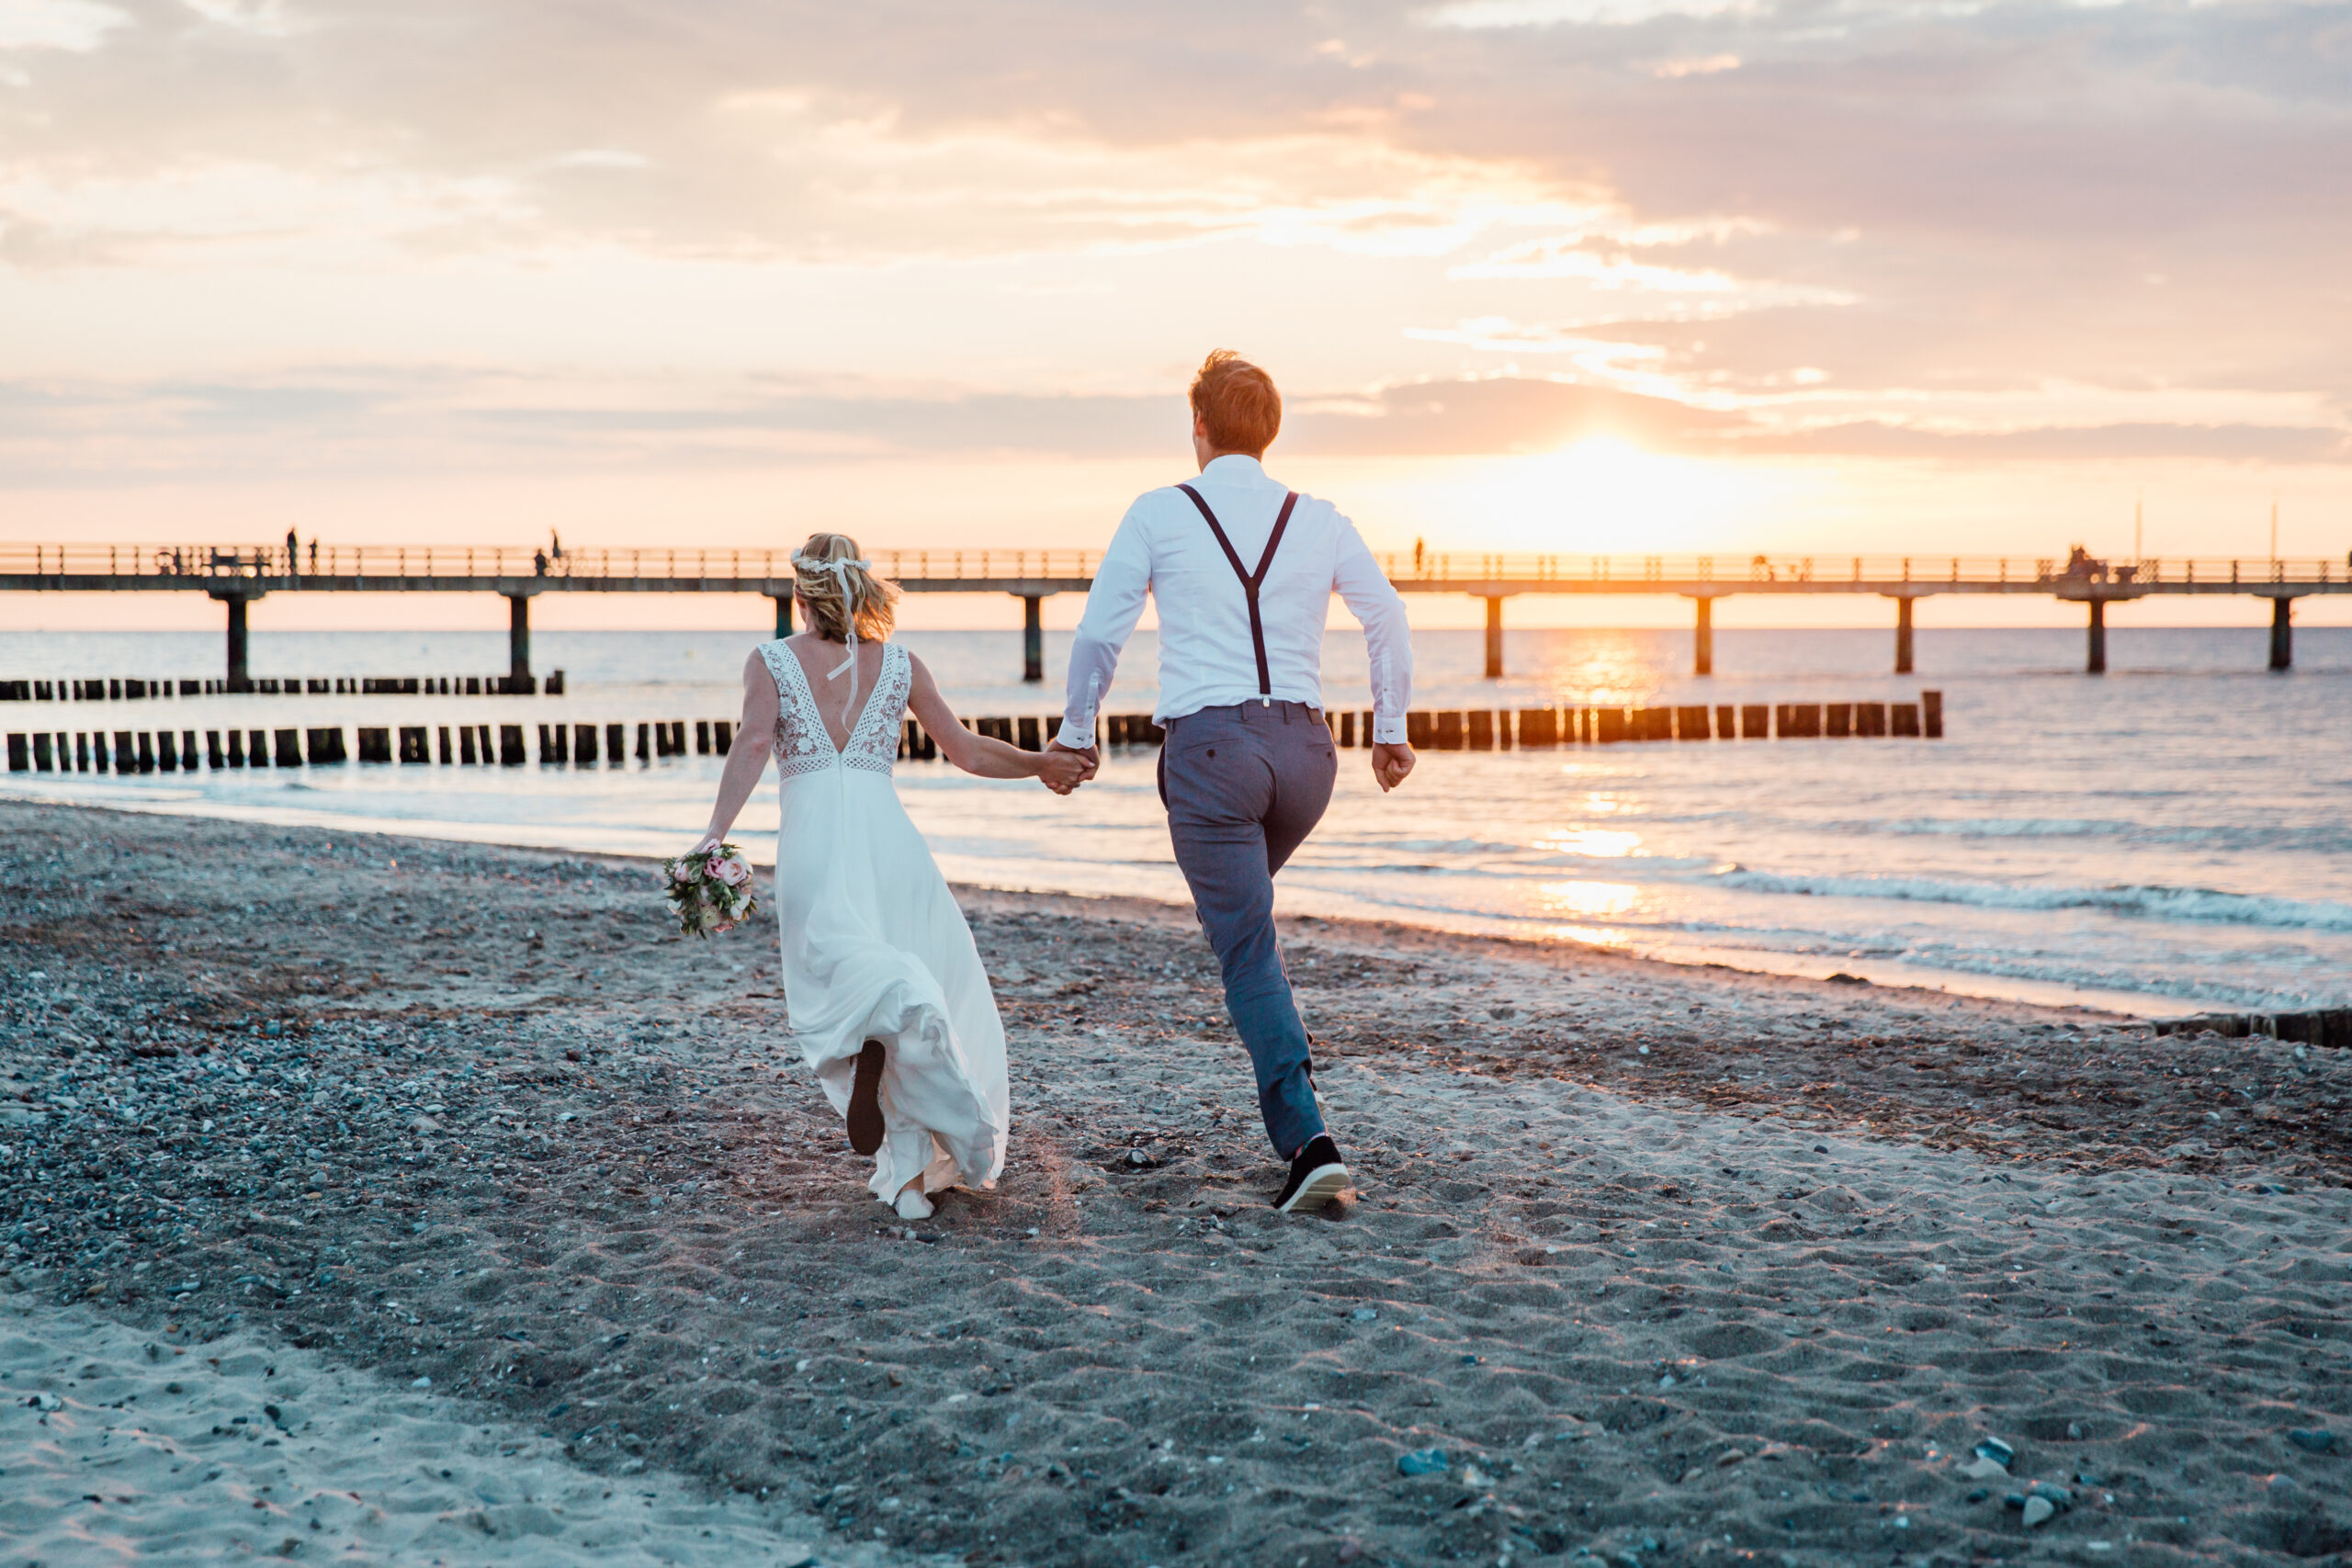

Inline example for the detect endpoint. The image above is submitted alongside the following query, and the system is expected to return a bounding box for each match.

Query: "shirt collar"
[1199,453,1267,483]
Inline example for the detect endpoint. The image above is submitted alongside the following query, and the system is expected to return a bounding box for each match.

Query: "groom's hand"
[1371,742,1415,793]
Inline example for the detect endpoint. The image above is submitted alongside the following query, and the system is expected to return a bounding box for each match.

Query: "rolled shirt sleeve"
[1057,505,1153,750]
[1331,518,1413,744]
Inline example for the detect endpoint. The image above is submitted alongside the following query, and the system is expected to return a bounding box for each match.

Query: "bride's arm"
[907,654,1089,793]
[694,650,780,850]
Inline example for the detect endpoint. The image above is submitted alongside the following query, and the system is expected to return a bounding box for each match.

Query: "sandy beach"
[5,797,2350,1566]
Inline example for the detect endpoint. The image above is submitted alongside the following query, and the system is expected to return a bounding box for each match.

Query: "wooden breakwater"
[7,718,895,773]
[0,673,564,700]
[6,694,1945,775]
[2153,1010,2352,1049]
[1359,694,1941,747]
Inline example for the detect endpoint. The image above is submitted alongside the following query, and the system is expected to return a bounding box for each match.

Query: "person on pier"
[1048,350,1418,1213]
[689,536,1090,1219]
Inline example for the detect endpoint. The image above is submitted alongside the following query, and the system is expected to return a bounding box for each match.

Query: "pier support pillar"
[210,590,258,692]
[1894,596,1915,675]
[2086,599,2106,675]
[1484,596,1505,679]
[770,593,794,639]
[1691,597,1713,677]
[2270,596,2295,671]
[1022,595,1044,683]
[506,593,533,687]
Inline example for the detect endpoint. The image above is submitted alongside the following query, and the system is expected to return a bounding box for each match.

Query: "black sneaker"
[847,1039,887,1156]
[1273,1135,1351,1213]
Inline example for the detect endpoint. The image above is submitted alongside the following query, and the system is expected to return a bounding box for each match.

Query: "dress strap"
[1176,483,1297,705]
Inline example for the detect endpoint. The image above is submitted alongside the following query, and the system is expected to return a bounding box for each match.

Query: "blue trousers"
[1159,701,1339,1160]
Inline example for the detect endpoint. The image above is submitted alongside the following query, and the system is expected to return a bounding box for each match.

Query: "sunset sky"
[4,0,2346,630]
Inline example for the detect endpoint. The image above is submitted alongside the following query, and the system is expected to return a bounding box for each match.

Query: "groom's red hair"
[1190,350,1282,458]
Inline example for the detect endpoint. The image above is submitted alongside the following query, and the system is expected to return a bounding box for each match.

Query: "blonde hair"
[792,533,898,643]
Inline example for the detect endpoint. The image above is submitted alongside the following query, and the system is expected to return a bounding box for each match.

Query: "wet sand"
[4,799,2350,1566]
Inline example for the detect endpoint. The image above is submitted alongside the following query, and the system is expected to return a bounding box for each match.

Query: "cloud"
[0,0,2343,492]
[0,0,126,52]
[3,370,2337,486]
[1741,419,2352,465]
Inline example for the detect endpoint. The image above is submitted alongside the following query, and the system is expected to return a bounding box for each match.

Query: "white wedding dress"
[759,638,1009,1203]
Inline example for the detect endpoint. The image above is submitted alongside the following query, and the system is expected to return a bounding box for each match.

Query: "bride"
[691,534,1090,1220]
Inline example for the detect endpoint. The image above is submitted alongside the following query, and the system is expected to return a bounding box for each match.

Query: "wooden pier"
[3,543,2345,683]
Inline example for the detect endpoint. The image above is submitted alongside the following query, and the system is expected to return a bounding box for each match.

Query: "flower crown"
[791,552,871,579]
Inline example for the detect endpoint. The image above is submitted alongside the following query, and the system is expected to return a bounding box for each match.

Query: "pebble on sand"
[2021,1495,2056,1529]
[1397,1449,1449,1477]
[2289,1429,2336,1453]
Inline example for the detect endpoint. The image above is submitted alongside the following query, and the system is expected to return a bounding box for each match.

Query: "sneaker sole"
[847,1040,887,1156]
[1277,1162,1351,1213]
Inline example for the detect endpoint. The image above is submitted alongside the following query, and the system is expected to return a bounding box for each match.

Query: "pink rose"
[671,862,696,884]
[714,856,751,887]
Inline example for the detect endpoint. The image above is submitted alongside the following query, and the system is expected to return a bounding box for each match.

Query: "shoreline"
[6,798,2351,1566]
[0,778,2208,1020]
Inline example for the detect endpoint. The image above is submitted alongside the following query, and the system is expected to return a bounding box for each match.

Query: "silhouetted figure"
[534,548,548,577]
[308,537,319,572]
[1413,537,1425,572]
[550,530,564,561]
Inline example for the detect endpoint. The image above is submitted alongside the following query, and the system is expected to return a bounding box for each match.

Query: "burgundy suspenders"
[1177,483,1298,705]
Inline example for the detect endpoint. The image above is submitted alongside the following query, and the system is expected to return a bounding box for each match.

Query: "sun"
[1450,436,1758,555]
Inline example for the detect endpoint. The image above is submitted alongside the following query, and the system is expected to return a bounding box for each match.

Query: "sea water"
[3,625,2346,1016]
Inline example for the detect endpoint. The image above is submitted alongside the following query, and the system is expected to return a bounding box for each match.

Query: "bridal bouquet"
[662,843,759,937]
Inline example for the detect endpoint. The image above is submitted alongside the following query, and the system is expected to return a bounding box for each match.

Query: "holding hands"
[1040,740,1098,795]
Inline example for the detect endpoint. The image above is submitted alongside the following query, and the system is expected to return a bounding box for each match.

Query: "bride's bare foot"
[893,1185,934,1221]
[847,1039,887,1156]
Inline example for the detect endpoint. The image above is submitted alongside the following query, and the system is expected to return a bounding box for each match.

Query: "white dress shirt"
[1057,454,1413,749]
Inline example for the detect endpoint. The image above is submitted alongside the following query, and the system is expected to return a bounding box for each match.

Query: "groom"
[1051,350,1416,1213]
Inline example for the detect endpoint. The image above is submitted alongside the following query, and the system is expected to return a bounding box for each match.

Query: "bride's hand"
[686,832,721,857]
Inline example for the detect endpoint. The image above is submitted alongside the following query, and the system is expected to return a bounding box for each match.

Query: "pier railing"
[2,543,2339,592]
[0,543,1105,583]
[1372,553,2345,588]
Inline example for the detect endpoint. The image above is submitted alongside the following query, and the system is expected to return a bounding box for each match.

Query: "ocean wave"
[1846,817,2352,854]
[1863,817,2118,839]
[1713,869,2352,933]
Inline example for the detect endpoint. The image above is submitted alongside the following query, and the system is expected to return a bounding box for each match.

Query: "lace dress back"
[760,639,910,780]
[755,633,1007,1203]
